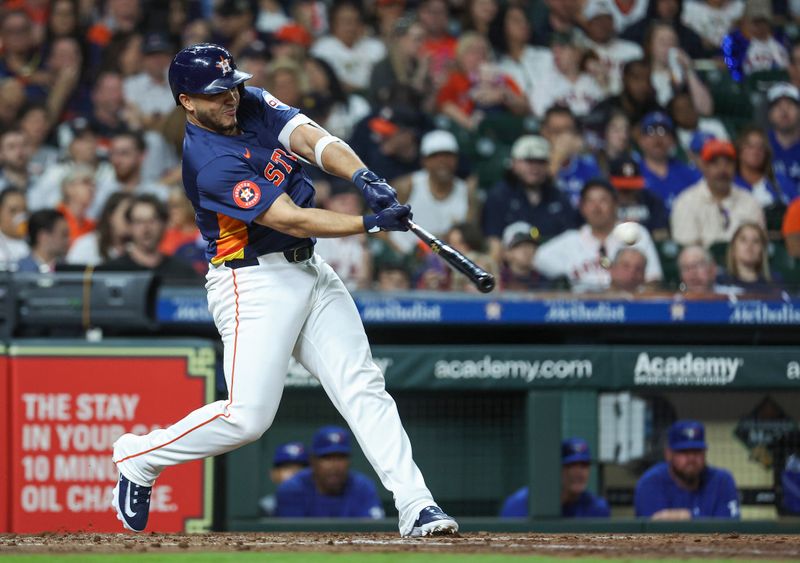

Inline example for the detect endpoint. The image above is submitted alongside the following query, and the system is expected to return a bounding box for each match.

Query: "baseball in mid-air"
[613,222,640,245]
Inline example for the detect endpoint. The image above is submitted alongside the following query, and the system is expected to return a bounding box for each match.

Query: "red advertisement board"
[0,350,9,532]
[8,343,215,533]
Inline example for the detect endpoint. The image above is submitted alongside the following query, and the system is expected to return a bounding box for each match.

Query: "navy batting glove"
[352,167,399,213]
[364,204,412,233]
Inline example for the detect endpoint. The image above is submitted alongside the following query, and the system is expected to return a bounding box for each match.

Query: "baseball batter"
[110,44,458,538]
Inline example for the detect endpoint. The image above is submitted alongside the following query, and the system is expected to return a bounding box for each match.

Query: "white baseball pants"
[113,252,435,535]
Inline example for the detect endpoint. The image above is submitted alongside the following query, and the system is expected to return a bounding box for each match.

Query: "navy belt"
[226,243,314,270]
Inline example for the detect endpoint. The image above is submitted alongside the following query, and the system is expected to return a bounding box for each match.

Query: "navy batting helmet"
[168,43,253,105]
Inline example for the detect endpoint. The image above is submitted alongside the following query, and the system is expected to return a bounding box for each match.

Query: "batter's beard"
[195,108,238,135]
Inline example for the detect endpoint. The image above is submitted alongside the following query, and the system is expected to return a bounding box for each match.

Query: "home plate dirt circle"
[1,532,798,558]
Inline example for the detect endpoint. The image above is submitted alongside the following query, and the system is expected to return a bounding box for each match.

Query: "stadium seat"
[708,241,729,268]
[657,239,682,289]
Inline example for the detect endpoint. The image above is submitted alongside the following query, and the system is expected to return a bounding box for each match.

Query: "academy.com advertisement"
[6,343,215,533]
[283,346,800,390]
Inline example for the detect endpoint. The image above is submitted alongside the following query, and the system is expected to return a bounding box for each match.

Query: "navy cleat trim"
[409,506,459,537]
[112,473,152,532]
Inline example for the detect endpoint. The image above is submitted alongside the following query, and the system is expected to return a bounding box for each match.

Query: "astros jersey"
[634,462,740,518]
[275,468,385,518]
[499,486,610,518]
[181,86,315,264]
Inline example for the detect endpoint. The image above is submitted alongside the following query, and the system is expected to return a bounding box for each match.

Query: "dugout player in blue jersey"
[111,43,458,537]
[500,438,610,518]
[635,420,740,520]
[276,426,385,518]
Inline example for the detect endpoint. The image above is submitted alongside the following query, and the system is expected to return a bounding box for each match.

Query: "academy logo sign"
[633,352,743,386]
[435,356,593,383]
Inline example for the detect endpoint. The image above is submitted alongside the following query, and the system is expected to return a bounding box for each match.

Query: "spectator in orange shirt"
[436,32,529,130]
[783,197,800,257]
[56,165,96,244]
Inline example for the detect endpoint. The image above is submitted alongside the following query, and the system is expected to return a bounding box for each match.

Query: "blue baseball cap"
[668,420,707,451]
[689,131,716,155]
[562,437,592,465]
[640,111,674,134]
[312,425,351,457]
[273,441,308,467]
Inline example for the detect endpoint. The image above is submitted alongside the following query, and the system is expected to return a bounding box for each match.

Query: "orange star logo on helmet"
[216,56,233,75]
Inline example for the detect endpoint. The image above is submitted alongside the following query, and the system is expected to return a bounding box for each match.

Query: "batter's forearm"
[256,201,366,238]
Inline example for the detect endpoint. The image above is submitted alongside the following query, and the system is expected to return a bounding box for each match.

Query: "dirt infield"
[1,532,799,559]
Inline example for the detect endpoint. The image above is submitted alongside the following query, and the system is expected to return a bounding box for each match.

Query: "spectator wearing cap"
[16,209,70,274]
[671,140,765,248]
[670,93,729,160]
[635,420,739,520]
[535,179,662,292]
[767,83,800,191]
[734,126,798,211]
[349,105,423,181]
[259,442,309,517]
[528,32,605,119]
[608,246,647,293]
[637,111,702,209]
[681,0,744,49]
[500,437,610,518]
[436,33,529,131]
[389,130,475,255]
[276,425,385,518]
[310,0,387,93]
[685,131,716,169]
[314,184,372,290]
[540,107,603,207]
[577,0,643,96]
[721,0,789,82]
[609,156,669,240]
[482,135,578,263]
[123,33,177,130]
[498,222,549,291]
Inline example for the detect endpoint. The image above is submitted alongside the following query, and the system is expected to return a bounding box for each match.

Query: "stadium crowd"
[0,0,799,296]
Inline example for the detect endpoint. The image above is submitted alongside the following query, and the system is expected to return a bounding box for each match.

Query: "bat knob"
[476,274,496,293]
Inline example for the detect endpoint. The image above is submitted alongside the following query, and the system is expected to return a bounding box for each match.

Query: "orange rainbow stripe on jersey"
[211,213,249,265]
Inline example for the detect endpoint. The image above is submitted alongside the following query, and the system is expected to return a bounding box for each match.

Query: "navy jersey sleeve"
[709,469,740,519]
[275,477,308,517]
[634,467,669,517]
[196,155,284,224]
[241,87,308,151]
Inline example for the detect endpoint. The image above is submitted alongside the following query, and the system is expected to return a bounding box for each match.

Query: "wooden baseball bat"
[406,219,496,293]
